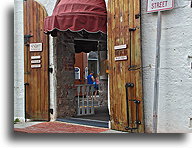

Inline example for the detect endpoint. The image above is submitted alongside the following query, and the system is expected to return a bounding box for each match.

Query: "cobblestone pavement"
[14,121,116,133]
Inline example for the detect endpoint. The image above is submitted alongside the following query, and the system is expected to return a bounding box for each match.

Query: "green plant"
[14,118,20,124]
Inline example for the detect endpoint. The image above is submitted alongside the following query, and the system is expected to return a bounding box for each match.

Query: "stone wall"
[56,32,77,118]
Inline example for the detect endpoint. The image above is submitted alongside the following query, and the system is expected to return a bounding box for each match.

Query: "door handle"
[125,82,141,132]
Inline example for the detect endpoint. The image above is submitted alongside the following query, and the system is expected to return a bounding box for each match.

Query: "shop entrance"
[74,39,109,126]
[54,31,109,127]
[45,0,144,133]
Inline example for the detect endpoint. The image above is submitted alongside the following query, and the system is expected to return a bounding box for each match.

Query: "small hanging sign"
[31,64,41,68]
[147,0,174,13]
[114,44,127,50]
[31,55,41,59]
[30,43,43,52]
[115,56,128,61]
[31,60,41,64]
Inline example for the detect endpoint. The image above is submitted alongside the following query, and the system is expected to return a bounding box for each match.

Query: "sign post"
[146,0,174,133]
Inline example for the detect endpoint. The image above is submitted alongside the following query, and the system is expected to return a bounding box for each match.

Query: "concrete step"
[57,117,109,128]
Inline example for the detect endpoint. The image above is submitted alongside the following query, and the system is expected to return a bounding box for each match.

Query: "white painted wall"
[14,0,192,133]
[141,0,192,133]
[14,0,25,122]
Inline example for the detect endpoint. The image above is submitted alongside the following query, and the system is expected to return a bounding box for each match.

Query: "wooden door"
[24,0,49,121]
[108,0,144,133]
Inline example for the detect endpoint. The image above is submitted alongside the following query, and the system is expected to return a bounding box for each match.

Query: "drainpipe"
[153,11,162,133]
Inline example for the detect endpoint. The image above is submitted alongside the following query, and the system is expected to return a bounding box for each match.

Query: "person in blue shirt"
[87,72,95,84]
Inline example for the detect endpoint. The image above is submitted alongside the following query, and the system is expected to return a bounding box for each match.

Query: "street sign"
[147,0,174,13]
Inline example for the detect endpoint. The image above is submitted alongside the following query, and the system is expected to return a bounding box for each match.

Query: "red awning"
[44,0,107,36]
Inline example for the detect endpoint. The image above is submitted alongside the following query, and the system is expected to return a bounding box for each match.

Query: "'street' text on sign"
[147,0,174,13]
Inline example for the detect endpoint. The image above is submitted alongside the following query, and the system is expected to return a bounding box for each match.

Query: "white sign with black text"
[31,60,41,64]
[115,56,128,61]
[114,44,127,50]
[31,64,41,68]
[30,43,43,52]
[147,0,174,13]
[31,55,41,59]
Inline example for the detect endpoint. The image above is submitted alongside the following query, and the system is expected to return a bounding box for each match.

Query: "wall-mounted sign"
[115,56,128,61]
[31,60,41,64]
[147,0,174,13]
[114,44,127,50]
[30,43,43,52]
[31,64,41,68]
[31,55,41,59]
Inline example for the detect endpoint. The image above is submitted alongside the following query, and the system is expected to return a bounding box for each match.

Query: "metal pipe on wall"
[153,11,162,133]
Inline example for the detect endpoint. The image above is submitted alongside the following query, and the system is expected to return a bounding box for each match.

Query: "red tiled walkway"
[14,122,109,133]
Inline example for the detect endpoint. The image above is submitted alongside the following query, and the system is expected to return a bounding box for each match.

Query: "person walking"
[87,72,95,84]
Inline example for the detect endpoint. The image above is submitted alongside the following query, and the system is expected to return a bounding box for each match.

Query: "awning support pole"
[153,11,162,133]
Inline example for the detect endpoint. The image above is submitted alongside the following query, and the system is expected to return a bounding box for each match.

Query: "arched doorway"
[44,0,109,126]
[44,0,145,133]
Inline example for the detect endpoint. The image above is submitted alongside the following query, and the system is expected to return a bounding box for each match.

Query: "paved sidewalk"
[14,121,126,133]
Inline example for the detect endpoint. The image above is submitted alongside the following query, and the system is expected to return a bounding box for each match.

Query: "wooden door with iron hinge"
[108,0,144,133]
[24,0,49,121]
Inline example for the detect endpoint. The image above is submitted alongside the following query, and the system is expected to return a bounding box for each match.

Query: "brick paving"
[14,122,109,133]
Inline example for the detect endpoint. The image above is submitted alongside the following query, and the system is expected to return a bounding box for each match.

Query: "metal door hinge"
[24,82,29,86]
[24,72,30,74]
[135,14,141,19]
[49,68,53,73]
[129,99,140,104]
[129,28,136,32]
[49,109,53,114]
[125,83,134,88]
[24,34,33,44]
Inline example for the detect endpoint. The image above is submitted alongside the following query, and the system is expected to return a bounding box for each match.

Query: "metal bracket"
[24,83,29,86]
[24,82,29,122]
[24,34,33,45]
[129,28,136,32]
[135,14,141,19]
[125,99,141,132]
[49,68,53,73]
[128,64,152,71]
[129,99,140,104]
[49,109,53,114]
[128,65,138,71]
[125,83,134,88]
[125,83,141,132]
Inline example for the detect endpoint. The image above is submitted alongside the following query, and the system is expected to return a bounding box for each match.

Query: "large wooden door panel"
[24,0,49,121]
[108,0,144,133]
